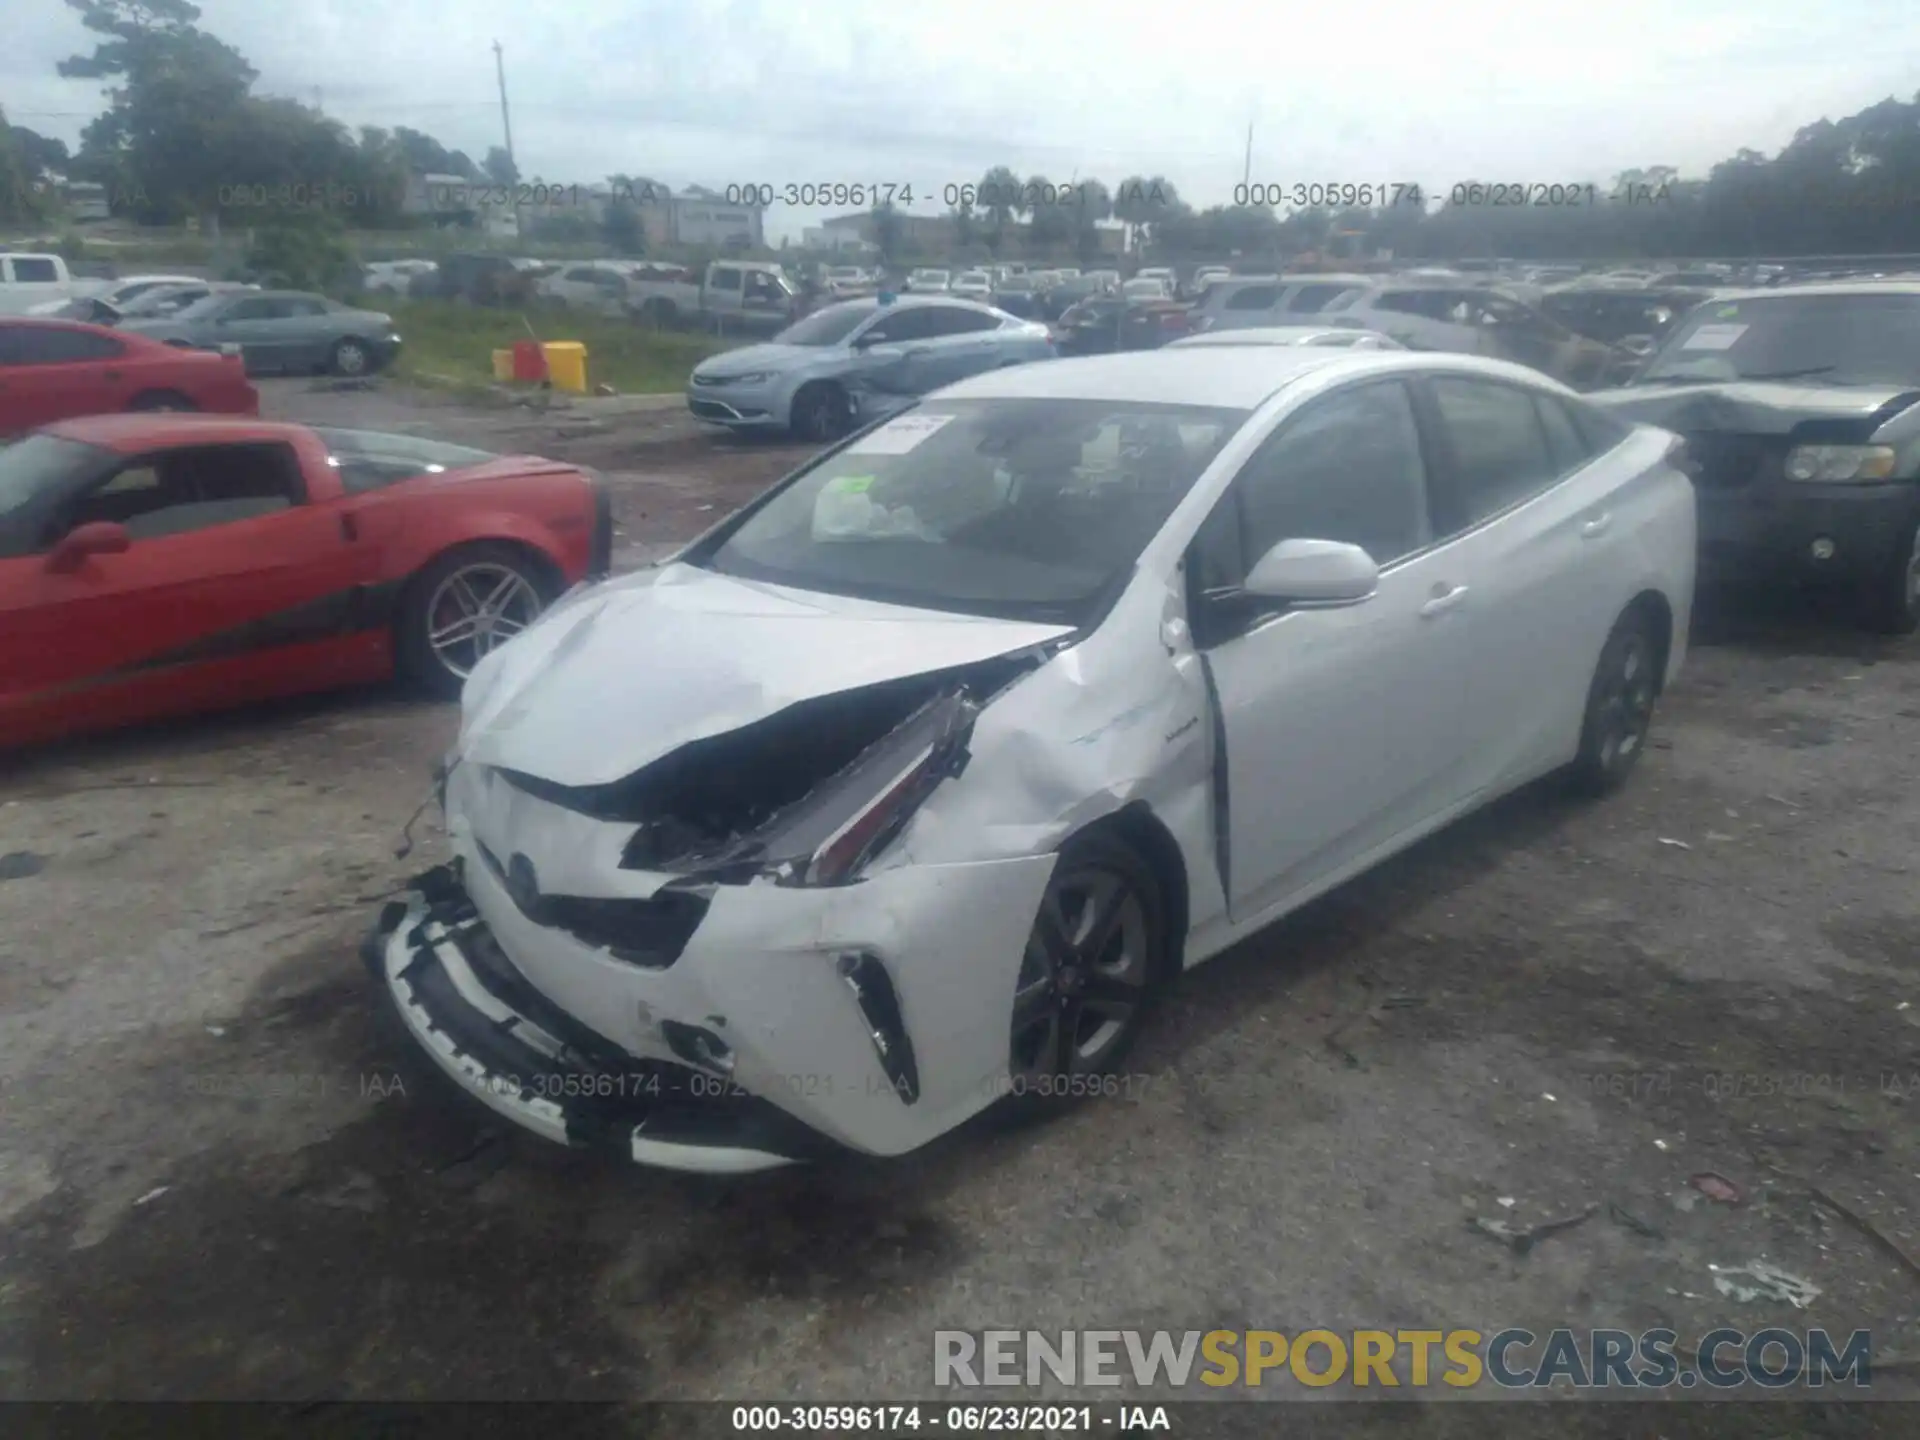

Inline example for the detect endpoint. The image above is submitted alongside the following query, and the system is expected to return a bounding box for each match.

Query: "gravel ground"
[1,379,1917,1426]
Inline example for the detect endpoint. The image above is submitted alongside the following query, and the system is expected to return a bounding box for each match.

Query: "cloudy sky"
[8,0,1920,238]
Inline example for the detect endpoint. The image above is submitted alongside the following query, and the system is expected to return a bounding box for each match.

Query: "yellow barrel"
[542,341,588,393]
[491,349,515,382]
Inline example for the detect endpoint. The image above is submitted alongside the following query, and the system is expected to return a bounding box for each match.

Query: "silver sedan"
[685,296,1055,441]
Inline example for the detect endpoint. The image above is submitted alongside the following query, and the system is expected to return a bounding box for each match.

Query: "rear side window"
[1286,284,1356,314]
[11,258,59,283]
[924,306,1001,336]
[1534,393,1593,473]
[1429,377,1558,534]
[1224,284,1281,311]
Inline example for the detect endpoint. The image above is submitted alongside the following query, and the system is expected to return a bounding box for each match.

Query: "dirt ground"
[1,376,1918,1425]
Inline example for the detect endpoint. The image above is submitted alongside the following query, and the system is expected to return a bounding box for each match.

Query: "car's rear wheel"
[1007,829,1167,1108]
[1860,514,1920,636]
[397,543,560,700]
[127,390,197,412]
[331,337,372,377]
[791,382,849,443]
[1568,606,1663,795]
[639,297,678,327]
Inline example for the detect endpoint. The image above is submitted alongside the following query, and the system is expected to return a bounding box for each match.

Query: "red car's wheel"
[397,543,560,700]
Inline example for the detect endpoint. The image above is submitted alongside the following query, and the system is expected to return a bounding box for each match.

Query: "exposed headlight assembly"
[711,371,768,385]
[1783,444,1897,483]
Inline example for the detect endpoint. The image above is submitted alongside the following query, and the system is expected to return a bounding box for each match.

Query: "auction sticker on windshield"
[848,413,956,454]
[1682,322,1747,350]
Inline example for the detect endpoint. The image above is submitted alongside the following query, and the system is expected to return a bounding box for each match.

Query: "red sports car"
[0,319,258,436]
[0,415,612,749]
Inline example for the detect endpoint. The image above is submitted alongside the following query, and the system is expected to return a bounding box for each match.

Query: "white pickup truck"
[0,253,83,316]
[624,260,796,333]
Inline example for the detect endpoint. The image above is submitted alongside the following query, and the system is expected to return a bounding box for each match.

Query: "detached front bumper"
[366,835,1054,1170]
[366,865,843,1172]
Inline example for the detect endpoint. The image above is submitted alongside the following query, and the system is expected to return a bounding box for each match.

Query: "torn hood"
[1588,380,1920,435]
[456,562,1072,788]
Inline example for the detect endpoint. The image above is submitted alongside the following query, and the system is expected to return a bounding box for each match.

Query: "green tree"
[869,200,904,268]
[243,214,357,292]
[0,109,46,221]
[1069,179,1113,264]
[603,173,645,255]
[977,165,1021,250]
[60,0,258,230]
[483,146,519,187]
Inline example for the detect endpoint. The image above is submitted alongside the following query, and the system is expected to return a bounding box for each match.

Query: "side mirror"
[1241,538,1379,606]
[47,521,132,573]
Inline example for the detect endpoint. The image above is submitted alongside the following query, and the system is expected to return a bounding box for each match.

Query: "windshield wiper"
[1734,366,1839,382]
[1635,365,1839,388]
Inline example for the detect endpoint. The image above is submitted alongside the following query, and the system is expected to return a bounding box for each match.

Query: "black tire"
[330,336,372,377]
[395,543,561,701]
[1567,607,1664,796]
[1005,827,1169,1112]
[790,382,850,443]
[1859,514,1920,636]
[127,390,197,412]
[640,298,677,327]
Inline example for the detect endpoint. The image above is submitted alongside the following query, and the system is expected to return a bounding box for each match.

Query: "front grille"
[688,398,737,421]
[1681,431,1780,489]
[477,842,709,968]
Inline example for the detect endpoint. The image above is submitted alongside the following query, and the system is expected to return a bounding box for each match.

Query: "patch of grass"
[380,300,727,395]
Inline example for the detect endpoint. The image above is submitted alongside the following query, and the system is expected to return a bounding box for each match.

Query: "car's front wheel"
[1008,829,1167,1106]
[396,543,560,700]
[790,381,850,443]
[331,337,372,377]
[1861,514,1920,636]
[1568,605,1664,795]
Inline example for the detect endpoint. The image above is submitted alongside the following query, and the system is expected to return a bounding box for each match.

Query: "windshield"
[169,293,234,321]
[1639,294,1920,386]
[0,435,111,521]
[698,398,1247,625]
[773,304,873,346]
[121,286,208,317]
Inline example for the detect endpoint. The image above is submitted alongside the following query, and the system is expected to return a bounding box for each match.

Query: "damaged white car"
[365,349,1696,1173]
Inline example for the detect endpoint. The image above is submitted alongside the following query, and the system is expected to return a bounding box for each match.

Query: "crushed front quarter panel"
[879,573,1228,954]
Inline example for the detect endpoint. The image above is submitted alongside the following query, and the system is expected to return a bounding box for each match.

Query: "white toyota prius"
[366,348,1696,1173]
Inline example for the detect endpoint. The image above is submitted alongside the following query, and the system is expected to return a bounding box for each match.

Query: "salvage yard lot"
[1,379,1917,1415]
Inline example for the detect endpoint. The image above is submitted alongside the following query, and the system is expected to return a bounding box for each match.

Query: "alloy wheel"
[1010,861,1152,1083]
[1593,630,1656,774]
[424,562,542,679]
[335,341,369,376]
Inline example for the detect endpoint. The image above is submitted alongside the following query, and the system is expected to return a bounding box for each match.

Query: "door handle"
[1581,513,1613,539]
[1420,583,1469,618]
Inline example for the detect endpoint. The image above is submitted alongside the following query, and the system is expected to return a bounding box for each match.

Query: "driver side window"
[57,443,306,545]
[1232,382,1431,570]
[862,307,935,344]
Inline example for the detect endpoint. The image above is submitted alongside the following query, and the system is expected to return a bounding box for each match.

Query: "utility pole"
[492,40,516,175]
[1242,116,1254,189]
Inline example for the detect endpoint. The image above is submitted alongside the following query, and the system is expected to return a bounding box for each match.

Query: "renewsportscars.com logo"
[934,1328,1875,1390]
